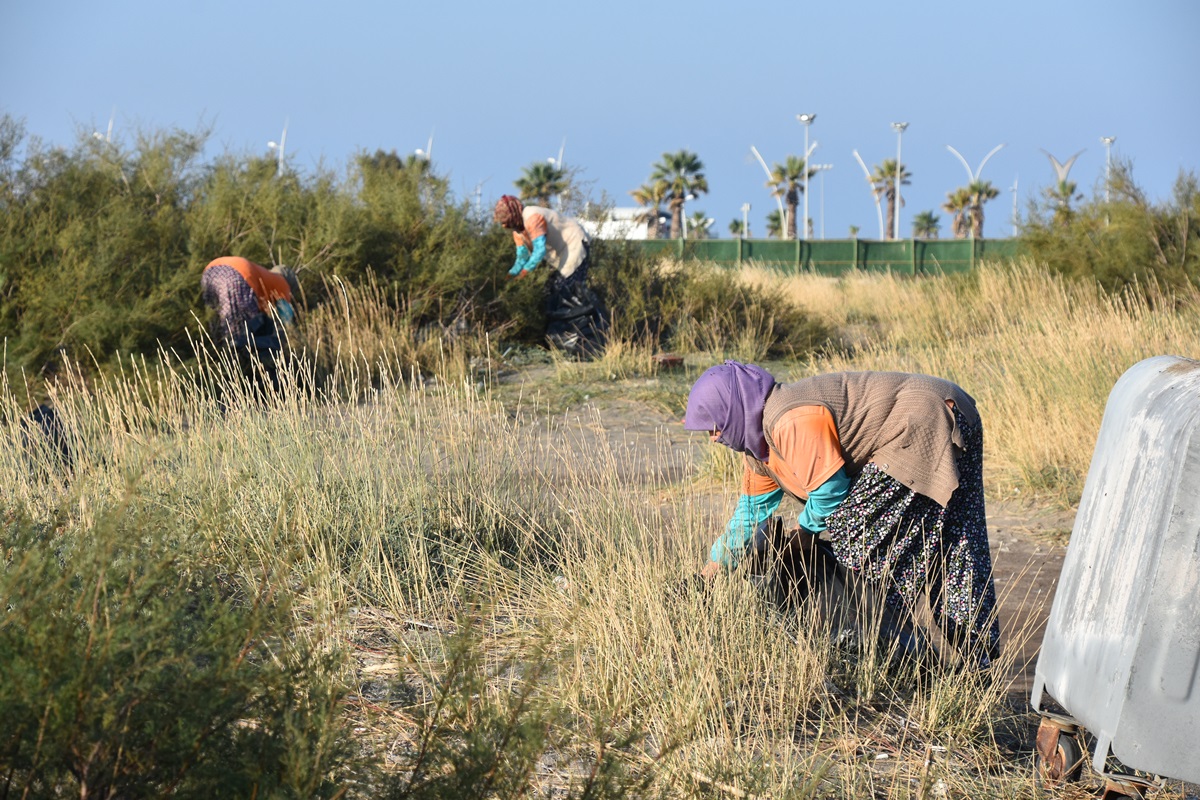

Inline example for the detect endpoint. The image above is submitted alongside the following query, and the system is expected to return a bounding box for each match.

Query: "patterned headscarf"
[683,361,777,460]
[494,195,525,230]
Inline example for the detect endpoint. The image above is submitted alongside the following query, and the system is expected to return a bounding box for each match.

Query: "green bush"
[589,241,830,358]
[0,119,517,377]
[0,506,356,798]
[1022,159,1200,296]
[0,116,828,381]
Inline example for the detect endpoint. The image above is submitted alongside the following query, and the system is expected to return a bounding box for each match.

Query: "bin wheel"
[1035,731,1084,788]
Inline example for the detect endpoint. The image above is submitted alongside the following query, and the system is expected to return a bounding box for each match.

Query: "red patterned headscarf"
[494,195,525,230]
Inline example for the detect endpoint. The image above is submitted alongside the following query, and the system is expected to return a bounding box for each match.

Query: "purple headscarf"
[683,361,777,460]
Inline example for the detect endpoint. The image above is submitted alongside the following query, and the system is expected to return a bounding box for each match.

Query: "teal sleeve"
[275,298,295,324]
[711,488,784,569]
[509,245,531,276]
[523,235,547,271]
[796,467,851,533]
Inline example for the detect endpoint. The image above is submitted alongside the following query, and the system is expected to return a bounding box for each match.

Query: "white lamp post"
[852,150,886,240]
[92,107,115,143]
[890,122,908,239]
[1101,136,1116,203]
[741,202,751,238]
[749,145,787,229]
[946,143,1006,184]
[811,164,833,239]
[796,114,816,240]
[1011,176,1019,237]
[267,119,288,174]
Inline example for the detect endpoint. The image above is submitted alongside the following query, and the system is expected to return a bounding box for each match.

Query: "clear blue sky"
[3,0,1197,240]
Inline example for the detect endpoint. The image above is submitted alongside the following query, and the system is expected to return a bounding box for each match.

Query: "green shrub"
[0,120,518,378]
[0,505,356,798]
[589,241,830,358]
[0,116,828,382]
[382,612,664,800]
[1022,159,1200,296]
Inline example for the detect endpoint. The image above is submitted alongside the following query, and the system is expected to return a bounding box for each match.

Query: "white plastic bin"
[1032,355,1200,784]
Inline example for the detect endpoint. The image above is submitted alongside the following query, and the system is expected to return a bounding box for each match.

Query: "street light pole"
[741,202,751,238]
[890,122,908,240]
[1011,176,1019,237]
[852,150,885,239]
[267,118,288,175]
[1100,136,1116,203]
[946,143,1006,185]
[749,145,786,225]
[796,114,816,240]
[811,164,833,239]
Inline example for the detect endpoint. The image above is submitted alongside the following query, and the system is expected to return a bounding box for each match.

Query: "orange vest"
[204,257,292,312]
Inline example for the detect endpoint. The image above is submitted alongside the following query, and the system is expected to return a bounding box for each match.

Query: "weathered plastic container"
[1031,355,1200,785]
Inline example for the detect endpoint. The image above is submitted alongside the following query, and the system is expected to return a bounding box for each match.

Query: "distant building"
[579,206,668,240]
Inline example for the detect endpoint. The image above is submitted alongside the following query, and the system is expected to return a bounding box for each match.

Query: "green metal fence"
[630,238,1026,275]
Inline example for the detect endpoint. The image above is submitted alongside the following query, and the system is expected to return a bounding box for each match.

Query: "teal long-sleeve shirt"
[710,466,852,568]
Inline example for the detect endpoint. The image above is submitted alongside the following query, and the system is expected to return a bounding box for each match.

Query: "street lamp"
[811,164,833,239]
[852,150,885,239]
[92,106,115,143]
[749,145,786,227]
[946,143,1006,184]
[1010,176,1020,237]
[267,118,288,174]
[890,122,908,239]
[797,114,816,240]
[1101,136,1116,203]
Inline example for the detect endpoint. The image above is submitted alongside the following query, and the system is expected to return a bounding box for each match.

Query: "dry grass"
[738,259,1200,505]
[6,260,1199,797]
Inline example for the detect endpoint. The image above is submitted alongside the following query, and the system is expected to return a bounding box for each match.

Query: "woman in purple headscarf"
[684,361,1000,667]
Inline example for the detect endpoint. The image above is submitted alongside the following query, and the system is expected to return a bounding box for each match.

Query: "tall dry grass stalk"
[1,327,1042,795]
[21,258,1182,795]
[300,273,493,388]
[740,259,1200,504]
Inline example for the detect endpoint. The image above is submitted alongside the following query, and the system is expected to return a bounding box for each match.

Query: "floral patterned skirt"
[823,408,1000,663]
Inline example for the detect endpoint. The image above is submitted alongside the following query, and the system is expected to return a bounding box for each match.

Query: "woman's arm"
[709,488,784,570]
[520,236,547,272]
[508,244,531,276]
[796,467,851,532]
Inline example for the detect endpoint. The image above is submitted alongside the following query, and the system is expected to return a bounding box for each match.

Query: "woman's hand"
[699,560,722,581]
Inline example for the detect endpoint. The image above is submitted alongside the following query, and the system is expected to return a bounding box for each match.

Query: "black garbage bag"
[21,403,73,476]
[544,267,607,358]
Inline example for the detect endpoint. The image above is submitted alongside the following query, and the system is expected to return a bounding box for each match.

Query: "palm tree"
[687,210,714,239]
[1045,179,1083,227]
[729,219,747,238]
[629,179,669,239]
[765,209,784,239]
[869,159,912,239]
[650,150,708,239]
[912,210,941,239]
[514,161,567,207]
[966,180,1000,238]
[767,155,814,240]
[941,188,973,239]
